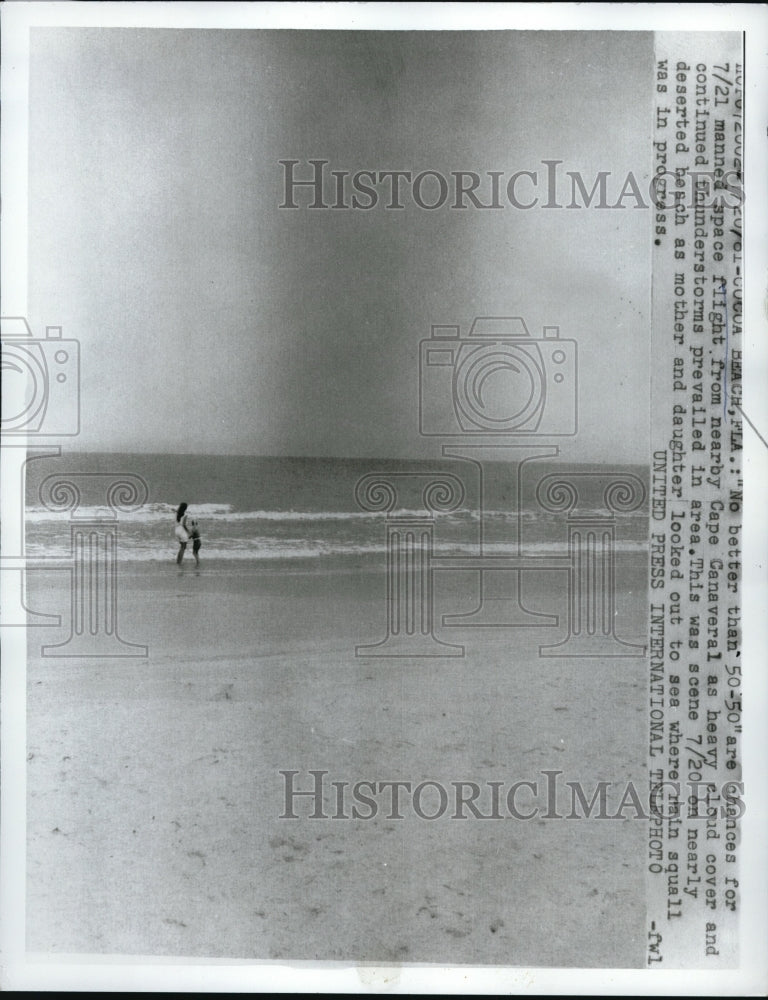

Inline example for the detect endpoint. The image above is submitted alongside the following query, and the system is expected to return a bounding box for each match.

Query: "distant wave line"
[24,504,647,524]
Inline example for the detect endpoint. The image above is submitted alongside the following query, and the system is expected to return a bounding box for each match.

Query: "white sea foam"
[23,538,648,563]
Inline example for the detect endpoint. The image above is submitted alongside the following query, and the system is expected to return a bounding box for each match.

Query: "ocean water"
[23,453,650,563]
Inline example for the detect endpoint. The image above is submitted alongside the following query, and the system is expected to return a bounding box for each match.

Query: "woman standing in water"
[175,502,201,567]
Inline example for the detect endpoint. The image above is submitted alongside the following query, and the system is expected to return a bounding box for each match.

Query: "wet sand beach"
[26,555,648,966]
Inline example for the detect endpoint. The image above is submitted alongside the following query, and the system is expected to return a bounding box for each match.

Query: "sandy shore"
[25,555,648,966]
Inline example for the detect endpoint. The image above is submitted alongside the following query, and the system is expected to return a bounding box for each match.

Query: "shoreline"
[24,544,652,570]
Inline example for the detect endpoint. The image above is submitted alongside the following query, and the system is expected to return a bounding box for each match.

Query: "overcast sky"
[28,29,652,460]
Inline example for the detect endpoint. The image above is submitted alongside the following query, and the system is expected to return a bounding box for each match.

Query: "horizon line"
[16,448,650,465]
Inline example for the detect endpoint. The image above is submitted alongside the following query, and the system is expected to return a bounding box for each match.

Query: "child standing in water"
[175,502,201,567]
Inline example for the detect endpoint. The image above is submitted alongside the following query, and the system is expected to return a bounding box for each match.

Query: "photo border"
[2,2,766,994]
